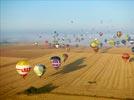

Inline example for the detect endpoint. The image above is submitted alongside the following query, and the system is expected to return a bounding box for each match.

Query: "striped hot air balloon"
[50,56,61,70]
[16,60,32,78]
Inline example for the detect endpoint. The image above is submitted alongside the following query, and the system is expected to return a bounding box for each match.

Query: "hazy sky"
[0,0,134,42]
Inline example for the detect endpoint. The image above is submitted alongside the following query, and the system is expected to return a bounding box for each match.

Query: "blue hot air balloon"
[50,56,61,70]
[121,40,126,45]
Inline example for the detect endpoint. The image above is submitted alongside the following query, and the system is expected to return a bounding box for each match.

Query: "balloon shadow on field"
[18,83,58,95]
[51,57,86,76]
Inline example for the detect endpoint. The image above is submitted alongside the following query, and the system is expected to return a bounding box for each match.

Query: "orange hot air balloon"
[62,53,68,62]
[117,31,122,38]
[122,53,130,62]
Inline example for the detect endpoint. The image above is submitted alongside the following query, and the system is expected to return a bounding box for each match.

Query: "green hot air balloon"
[34,64,46,77]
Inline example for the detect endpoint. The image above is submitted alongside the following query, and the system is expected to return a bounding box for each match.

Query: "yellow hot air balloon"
[117,31,122,38]
[108,39,115,46]
[90,40,100,52]
[90,42,98,48]
[94,39,100,45]
[16,60,31,78]
[34,64,46,77]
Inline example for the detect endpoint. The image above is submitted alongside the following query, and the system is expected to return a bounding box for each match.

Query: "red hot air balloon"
[122,53,130,62]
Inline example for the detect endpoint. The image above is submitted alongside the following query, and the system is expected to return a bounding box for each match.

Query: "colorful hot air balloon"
[122,53,130,62]
[117,31,122,38]
[50,56,61,69]
[34,64,46,77]
[62,54,68,62]
[16,60,32,78]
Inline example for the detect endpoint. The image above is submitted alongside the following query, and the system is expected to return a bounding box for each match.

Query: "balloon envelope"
[90,42,98,48]
[99,32,103,36]
[16,60,31,78]
[50,56,61,69]
[34,64,46,77]
[122,53,130,62]
[117,31,122,38]
[108,40,115,46]
[121,40,126,45]
[62,54,68,62]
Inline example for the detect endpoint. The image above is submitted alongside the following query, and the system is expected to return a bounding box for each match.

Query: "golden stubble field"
[0,45,134,100]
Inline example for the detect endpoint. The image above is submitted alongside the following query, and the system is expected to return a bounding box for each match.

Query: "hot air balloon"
[16,60,32,78]
[132,47,134,53]
[62,54,68,62]
[66,44,70,52]
[55,44,59,48]
[34,64,46,77]
[33,42,38,46]
[50,56,61,70]
[99,32,103,36]
[116,41,120,46]
[94,39,100,45]
[122,53,130,62]
[107,39,115,46]
[121,40,126,45]
[90,41,99,52]
[104,39,107,43]
[117,31,122,38]
[129,39,134,44]
[90,42,98,48]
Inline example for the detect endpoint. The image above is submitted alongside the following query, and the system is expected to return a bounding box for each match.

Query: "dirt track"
[0,45,134,100]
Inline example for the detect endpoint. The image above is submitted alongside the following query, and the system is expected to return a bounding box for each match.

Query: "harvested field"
[0,45,134,100]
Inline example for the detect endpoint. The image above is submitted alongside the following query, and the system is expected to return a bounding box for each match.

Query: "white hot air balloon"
[55,44,59,48]
[34,64,46,77]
